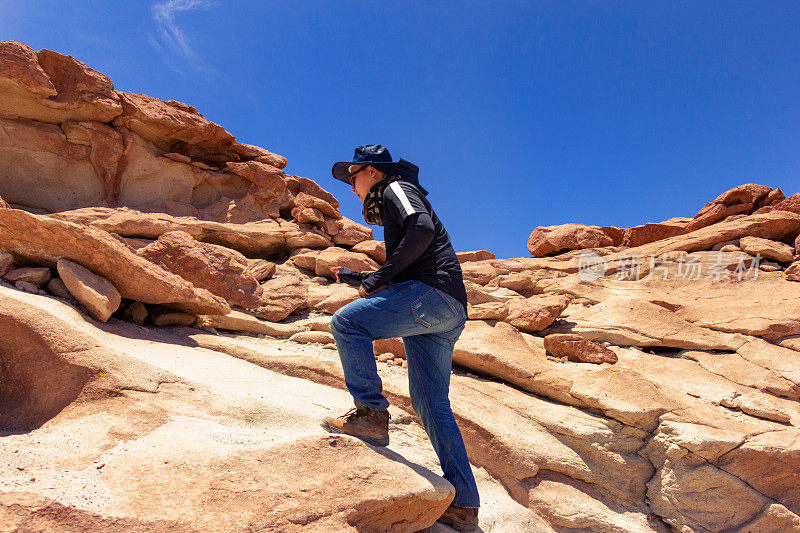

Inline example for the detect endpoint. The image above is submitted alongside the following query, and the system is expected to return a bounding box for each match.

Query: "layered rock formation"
[2,41,800,532]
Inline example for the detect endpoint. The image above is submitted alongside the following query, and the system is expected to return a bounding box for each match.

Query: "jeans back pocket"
[411,288,458,328]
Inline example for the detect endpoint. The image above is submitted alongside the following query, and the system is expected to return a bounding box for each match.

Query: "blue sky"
[2,1,798,259]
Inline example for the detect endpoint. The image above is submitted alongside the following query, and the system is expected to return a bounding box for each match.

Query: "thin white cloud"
[151,0,217,75]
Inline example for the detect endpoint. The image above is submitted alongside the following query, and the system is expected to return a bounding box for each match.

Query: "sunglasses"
[347,165,369,186]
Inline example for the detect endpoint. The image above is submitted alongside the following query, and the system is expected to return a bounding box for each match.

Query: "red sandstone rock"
[351,239,387,264]
[137,231,263,310]
[456,250,495,262]
[686,184,773,231]
[544,333,618,364]
[331,216,373,246]
[4,267,50,287]
[112,92,233,153]
[0,41,122,124]
[0,207,229,315]
[527,224,614,257]
[314,247,380,279]
[739,236,795,263]
[57,259,121,322]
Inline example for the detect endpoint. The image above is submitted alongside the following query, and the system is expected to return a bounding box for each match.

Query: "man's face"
[349,165,382,202]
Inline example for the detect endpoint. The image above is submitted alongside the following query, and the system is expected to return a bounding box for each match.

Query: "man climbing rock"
[320,144,480,531]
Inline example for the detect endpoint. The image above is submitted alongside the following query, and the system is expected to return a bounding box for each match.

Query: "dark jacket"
[338,177,468,312]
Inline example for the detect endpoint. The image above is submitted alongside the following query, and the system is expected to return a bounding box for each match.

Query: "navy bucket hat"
[332,144,428,195]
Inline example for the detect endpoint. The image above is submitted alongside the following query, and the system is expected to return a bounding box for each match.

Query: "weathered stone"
[332,216,372,246]
[150,309,195,327]
[4,267,50,287]
[314,247,380,279]
[467,301,509,320]
[351,239,387,264]
[230,142,287,169]
[196,309,308,338]
[456,250,495,262]
[57,259,121,322]
[254,273,307,322]
[289,331,335,344]
[51,206,331,257]
[294,191,341,219]
[686,183,772,231]
[544,333,618,364]
[124,301,148,326]
[291,206,324,224]
[0,117,102,211]
[754,192,800,216]
[0,42,122,124]
[45,277,72,299]
[739,235,795,263]
[0,207,229,315]
[137,231,263,310]
[623,221,687,247]
[112,92,233,153]
[528,224,613,257]
[504,294,572,332]
[14,280,40,294]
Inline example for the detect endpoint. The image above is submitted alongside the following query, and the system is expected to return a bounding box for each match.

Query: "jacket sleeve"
[336,267,369,287]
[361,211,435,293]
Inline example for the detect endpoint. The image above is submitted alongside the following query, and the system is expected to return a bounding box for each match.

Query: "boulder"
[230,142,287,169]
[0,207,229,315]
[686,183,772,231]
[0,41,122,124]
[294,191,341,219]
[332,216,372,246]
[456,250,495,262]
[124,301,148,325]
[623,221,687,247]
[754,193,800,216]
[4,267,50,287]
[288,331,335,344]
[504,294,572,332]
[56,259,121,322]
[254,272,307,322]
[739,235,795,263]
[0,251,13,277]
[285,175,340,208]
[351,239,387,264]
[314,247,380,279]
[543,334,618,364]
[527,224,613,257]
[51,206,331,257]
[195,309,308,338]
[112,91,233,153]
[137,231,263,310]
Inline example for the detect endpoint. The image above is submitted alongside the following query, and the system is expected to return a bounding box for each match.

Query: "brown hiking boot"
[436,503,479,532]
[319,402,390,447]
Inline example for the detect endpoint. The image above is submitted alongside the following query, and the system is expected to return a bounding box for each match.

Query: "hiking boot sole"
[436,515,478,532]
[319,419,390,447]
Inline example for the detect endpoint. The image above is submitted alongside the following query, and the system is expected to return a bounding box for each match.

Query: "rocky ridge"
[1,41,800,532]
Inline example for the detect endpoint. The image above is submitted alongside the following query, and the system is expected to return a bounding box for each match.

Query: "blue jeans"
[330,280,480,509]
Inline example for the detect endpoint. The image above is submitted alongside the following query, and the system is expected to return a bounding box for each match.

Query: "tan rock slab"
[332,216,373,246]
[288,331,335,344]
[0,42,122,124]
[137,231,263,310]
[351,239,387,264]
[51,206,331,257]
[504,294,571,332]
[528,223,613,257]
[196,309,309,338]
[314,247,380,279]
[543,333,618,364]
[739,235,795,263]
[56,259,121,322]
[4,266,50,287]
[456,250,495,262]
[112,92,233,153]
[0,207,229,315]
